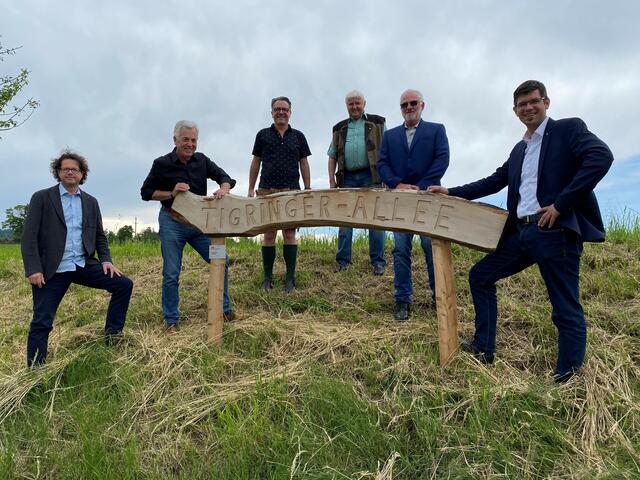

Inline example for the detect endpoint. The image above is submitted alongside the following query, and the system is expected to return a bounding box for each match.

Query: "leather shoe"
[165,324,178,335]
[393,302,410,321]
[285,278,296,293]
[373,264,385,276]
[459,336,494,364]
[223,310,236,322]
[553,368,579,383]
[261,278,273,291]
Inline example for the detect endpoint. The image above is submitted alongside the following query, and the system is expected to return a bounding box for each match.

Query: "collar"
[404,118,422,130]
[523,116,549,141]
[59,182,81,196]
[348,112,368,123]
[270,123,292,134]
[170,147,194,164]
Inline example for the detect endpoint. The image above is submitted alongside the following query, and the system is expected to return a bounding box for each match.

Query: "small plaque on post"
[209,244,226,259]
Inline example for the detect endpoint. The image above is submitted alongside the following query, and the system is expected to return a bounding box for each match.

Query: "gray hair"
[345,90,365,102]
[173,120,199,138]
[271,96,292,109]
[400,89,424,102]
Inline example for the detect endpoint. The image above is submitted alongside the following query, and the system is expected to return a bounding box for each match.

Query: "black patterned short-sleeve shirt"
[252,124,311,189]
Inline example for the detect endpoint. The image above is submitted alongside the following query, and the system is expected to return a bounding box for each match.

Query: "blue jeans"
[336,170,386,267]
[159,209,230,326]
[27,264,133,366]
[392,232,436,304]
[469,224,584,377]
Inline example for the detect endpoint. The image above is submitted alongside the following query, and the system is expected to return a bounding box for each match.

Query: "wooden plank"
[172,189,507,252]
[207,237,226,345]
[432,239,459,366]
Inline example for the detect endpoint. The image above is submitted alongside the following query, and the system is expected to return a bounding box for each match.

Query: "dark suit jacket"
[377,119,450,189]
[21,185,112,280]
[448,117,614,242]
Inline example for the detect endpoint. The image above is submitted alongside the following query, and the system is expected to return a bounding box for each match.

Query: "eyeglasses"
[272,107,290,113]
[59,167,80,174]
[515,97,546,109]
[400,100,421,109]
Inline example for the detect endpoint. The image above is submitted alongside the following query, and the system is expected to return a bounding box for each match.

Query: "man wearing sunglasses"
[21,150,134,366]
[428,80,613,382]
[377,89,450,321]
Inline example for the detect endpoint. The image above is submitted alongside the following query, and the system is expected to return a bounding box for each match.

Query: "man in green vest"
[328,90,387,275]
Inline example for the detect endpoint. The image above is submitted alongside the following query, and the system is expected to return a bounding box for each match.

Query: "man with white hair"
[377,89,450,321]
[141,120,236,334]
[328,90,387,275]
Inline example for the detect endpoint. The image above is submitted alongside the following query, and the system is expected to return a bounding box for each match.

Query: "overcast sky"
[2,0,638,232]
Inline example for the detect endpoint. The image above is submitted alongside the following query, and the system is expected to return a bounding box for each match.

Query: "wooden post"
[207,237,226,345]
[432,238,459,366]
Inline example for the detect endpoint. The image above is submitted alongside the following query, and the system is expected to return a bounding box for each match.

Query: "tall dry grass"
[0,233,638,478]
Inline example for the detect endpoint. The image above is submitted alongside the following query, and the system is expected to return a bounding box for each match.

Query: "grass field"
[0,226,638,479]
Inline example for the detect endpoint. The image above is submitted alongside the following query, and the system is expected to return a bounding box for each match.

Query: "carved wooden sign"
[172,189,508,252]
[172,188,508,366]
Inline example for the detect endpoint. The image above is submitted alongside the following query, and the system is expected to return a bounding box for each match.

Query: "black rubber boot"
[283,244,297,293]
[261,245,276,291]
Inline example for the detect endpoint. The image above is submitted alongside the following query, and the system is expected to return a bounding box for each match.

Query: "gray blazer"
[21,185,112,280]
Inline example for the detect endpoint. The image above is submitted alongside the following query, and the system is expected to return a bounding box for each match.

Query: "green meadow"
[0,223,638,479]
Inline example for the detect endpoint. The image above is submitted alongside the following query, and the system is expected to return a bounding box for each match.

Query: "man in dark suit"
[378,89,450,321]
[428,80,613,382]
[21,150,133,366]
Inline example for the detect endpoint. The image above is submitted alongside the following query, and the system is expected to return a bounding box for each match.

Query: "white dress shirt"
[517,116,549,218]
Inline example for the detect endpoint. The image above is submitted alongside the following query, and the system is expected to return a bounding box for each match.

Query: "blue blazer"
[449,117,613,242]
[377,119,449,190]
[21,185,112,280]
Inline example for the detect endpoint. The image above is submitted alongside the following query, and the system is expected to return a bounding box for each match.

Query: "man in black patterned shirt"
[248,96,311,293]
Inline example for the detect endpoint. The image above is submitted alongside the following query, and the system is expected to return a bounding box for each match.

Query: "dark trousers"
[27,264,133,366]
[468,224,585,376]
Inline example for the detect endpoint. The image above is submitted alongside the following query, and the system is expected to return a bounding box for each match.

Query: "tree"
[136,227,160,242]
[116,225,134,243]
[1,38,39,135]
[106,230,117,244]
[2,204,29,242]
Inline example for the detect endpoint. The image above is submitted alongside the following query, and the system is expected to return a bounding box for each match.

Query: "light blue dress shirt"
[327,113,373,171]
[56,183,86,272]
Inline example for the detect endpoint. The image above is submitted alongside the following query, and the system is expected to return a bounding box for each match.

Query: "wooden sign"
[172,189,508,366]
[172,189,507,252]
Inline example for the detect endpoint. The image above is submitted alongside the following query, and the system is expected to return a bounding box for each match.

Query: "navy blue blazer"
[21,185,112,280]
[377,119,449,189]
[449,117,613,242]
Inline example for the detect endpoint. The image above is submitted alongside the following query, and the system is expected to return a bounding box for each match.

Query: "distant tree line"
[1,204,159,244]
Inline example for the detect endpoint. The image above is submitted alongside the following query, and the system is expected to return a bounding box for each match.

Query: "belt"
[345,167,370,174]
[517,213,541,224]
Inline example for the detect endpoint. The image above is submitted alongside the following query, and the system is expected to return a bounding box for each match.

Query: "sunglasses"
[400,100,421,109]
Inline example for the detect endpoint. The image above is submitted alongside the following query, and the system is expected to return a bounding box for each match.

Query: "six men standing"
[19,82,614,382]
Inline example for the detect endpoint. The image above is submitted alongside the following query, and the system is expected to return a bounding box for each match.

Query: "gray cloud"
[2,0,638,230]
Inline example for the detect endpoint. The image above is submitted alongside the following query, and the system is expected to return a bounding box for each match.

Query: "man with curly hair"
[21,149,133,366]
